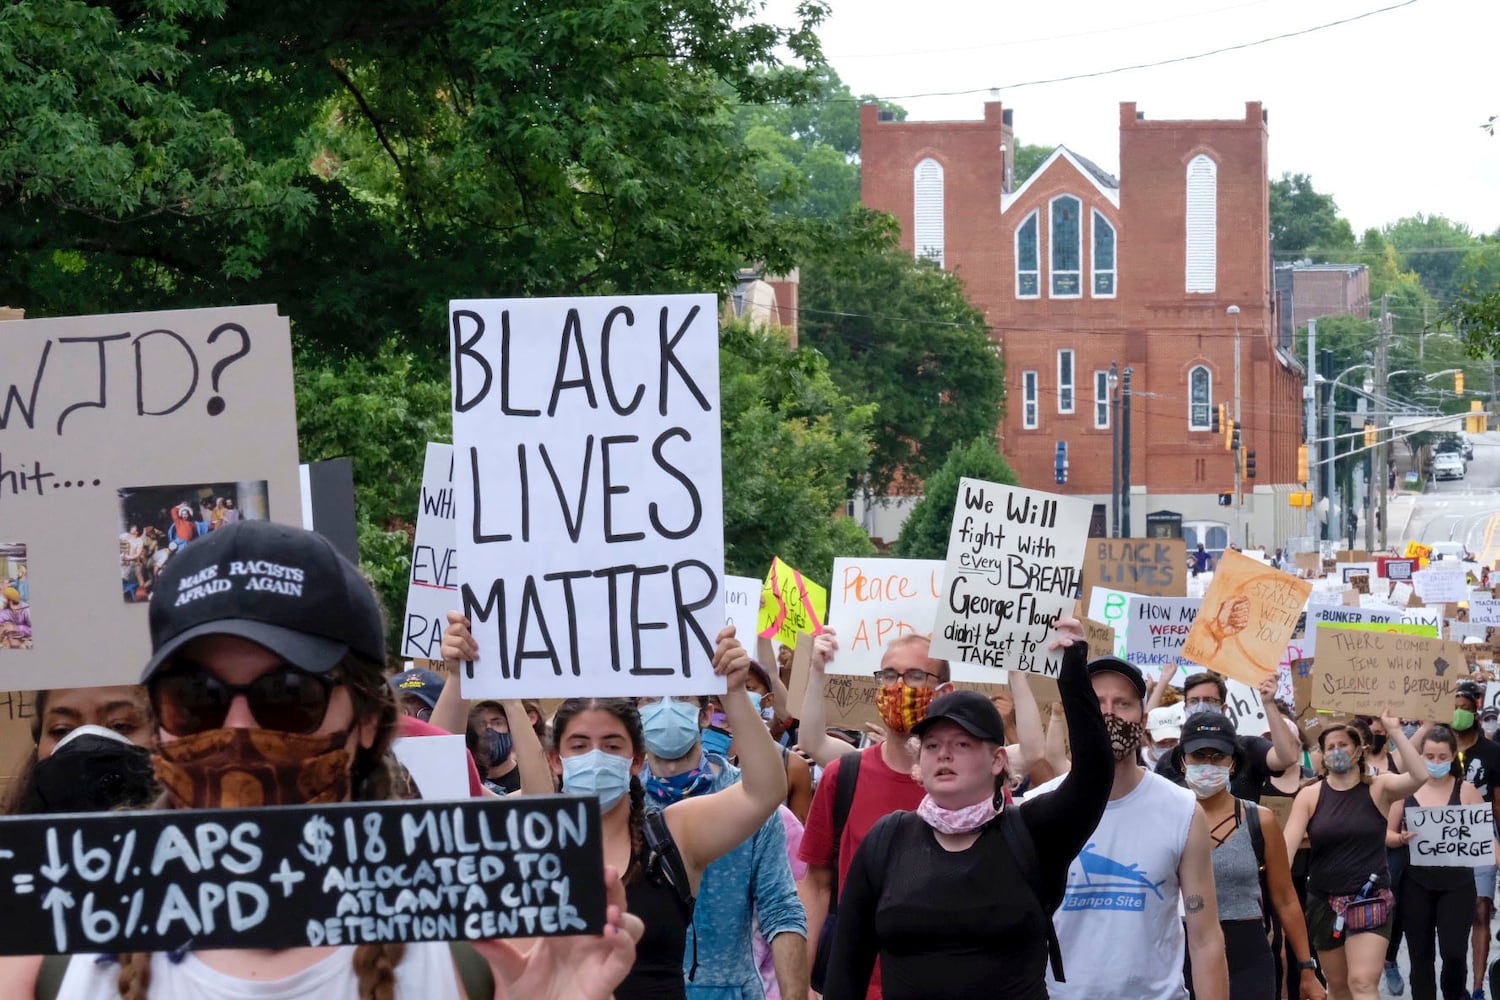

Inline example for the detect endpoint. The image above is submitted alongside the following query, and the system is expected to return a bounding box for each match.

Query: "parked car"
[1433,453,1466,481]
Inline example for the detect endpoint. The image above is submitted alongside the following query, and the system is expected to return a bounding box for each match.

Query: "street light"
[1227,305,1242,545]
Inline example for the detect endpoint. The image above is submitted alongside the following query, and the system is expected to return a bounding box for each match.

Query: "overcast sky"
[759,0,1499,239]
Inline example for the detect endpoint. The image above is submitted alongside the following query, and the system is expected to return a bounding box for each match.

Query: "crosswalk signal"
[1217,492,1233,506]
[1456,371,1465,395]
[1297,445,1309,483]
[1245,449,1257,479]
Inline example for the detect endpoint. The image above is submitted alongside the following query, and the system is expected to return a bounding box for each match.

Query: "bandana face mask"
[1105,714,1144,762]
[153,727,356,809]
[876,682,939,734]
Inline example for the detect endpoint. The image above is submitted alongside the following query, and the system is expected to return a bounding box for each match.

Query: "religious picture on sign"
[929,479,1093,677]
[402,444,458,659]
[1181,549,1312,685]
[451,294,724,699]
[758,557,827,648]
[116,482,269,605]
[0,544,31,650]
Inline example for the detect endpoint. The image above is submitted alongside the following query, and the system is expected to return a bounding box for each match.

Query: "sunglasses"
[150,663,337,736]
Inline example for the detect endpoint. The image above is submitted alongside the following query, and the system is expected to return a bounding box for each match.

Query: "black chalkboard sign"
[0,795,604,955]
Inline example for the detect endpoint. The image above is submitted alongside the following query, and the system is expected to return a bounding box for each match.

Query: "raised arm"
[1041,701,1071,779]
[796,629,857,766]
[665,626,787,886]
[1373,716,1428,809]
[1260,675,1302,773]
[1145,662,1179,714]
[1180,807,1229,1000]
[502,699,554,795]
[1009,670,1045,777]
[1281,783,1320,859]
[758,636,796,725]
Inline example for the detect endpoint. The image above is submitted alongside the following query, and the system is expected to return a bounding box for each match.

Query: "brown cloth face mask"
[153,727,355,809]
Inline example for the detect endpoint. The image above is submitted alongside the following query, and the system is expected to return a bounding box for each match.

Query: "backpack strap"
[998,808,1066,983]
[643,807,699,980]
[827,749,863,913]
[1241,798,1274,932]
[449,941,497,1000]
[35,954,71,1000]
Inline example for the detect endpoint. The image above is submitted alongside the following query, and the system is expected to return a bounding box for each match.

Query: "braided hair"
[551,697,648,884]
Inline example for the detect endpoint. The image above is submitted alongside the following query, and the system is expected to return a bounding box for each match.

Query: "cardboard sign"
[0,797,604,954]
[722,574,762,633]
[786,643,880,732]
[930,479,1092,677]
[1313,630,1463,721]
[1181,550,1312,684]
[0,305,301,690]
[1124,597,1200,671]
[450,294,724,698]
[1290,657,1315,721]
[758,557,827,648]
[0,688,38,804]
[1079,537,1186,610]
[1295,552,1322,574]
[1450,620,1490,642]
[1406,804,1496,867]
[1082,617,1117,658]
[1087,586,1134,659]
[402,443,458,659]
[1415,569,1469,604]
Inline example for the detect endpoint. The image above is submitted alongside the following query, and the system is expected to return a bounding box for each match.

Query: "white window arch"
[1050,195,1082,297]
[1093,210,1116,297]
[1185,155,1217,293]
[1015,211,1040,297]
[1189,365,1212,430]
[914,158,944,267]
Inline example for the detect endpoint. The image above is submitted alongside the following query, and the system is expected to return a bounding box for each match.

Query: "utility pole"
[1110,362,1120,537]
[1229,305,1242,546]
[1322,348,1336,542]
[1359,389,1374,551]
[1305,318,1319,542]
[1121,368,1133,537]
[1376,297,1390,550]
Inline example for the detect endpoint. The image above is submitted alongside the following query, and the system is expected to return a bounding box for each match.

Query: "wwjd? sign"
[0,797,604,955]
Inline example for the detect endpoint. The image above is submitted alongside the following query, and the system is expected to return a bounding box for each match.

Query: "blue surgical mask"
[1401,723,1420,739]
[561,749,633,812]
[1427,760,1453,779]
[701,726,733,758]
[747,691,765,713]
[640,698,703,761]
[1325,748,1355,774]
[1183,702,1212,719]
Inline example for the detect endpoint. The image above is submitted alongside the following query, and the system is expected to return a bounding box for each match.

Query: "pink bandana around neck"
[916,793,1000,835]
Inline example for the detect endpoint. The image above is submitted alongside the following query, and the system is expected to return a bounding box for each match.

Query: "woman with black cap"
[820,620,1112,1000]
[1173,710,1325,1000]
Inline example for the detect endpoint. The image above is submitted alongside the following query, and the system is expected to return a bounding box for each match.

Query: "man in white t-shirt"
[1026,656,1228,1000]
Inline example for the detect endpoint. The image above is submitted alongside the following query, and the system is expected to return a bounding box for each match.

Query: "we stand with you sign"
[929,479,1093,677]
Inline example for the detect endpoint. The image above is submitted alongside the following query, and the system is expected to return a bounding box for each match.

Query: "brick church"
[859,100,1308,554]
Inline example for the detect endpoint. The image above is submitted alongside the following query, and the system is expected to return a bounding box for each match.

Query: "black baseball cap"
[142,520,386,681]
[1086,655,1148,700]
[1180,710,1239,757]
[911,690,1007,744]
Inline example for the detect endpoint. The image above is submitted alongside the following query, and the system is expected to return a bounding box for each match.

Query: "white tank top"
[55,942,461,999]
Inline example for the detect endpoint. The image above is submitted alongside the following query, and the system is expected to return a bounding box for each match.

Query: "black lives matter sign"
[0,796,603,955]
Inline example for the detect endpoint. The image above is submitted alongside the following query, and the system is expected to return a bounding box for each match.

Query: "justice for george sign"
[929,479,1093,677]
[1405,805,1496,867]
[0,797,604,955]
[402,443,458,659]
[451,295,724,698]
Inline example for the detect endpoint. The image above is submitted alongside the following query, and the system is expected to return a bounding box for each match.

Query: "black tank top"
[616,854,690,1000]
[1307,780,1390,895]
[1404,779,1473,891]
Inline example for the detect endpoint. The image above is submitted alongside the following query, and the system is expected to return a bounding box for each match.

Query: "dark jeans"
[1387,847,1408,964]
[1403,875,1477,1000]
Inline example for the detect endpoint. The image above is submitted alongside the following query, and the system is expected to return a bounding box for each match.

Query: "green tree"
[801,227,1006,495]
[1384,214,1477,303]
[1269,173,1355,261]
[719,319,877,582]
[894,437,1018,559]
[1012,143,1053,188]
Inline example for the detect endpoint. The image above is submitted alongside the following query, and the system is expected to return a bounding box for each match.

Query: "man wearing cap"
[1027,656,1228,1000]
[1144,703,1184,770]
[1451,680,1500,998]
[391,666,445,720]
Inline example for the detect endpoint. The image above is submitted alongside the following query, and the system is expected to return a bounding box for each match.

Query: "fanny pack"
[1330,886,1393,933]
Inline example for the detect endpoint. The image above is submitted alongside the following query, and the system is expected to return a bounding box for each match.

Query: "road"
[1388,431,1500,563]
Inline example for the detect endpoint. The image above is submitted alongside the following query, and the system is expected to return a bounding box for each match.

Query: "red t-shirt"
[799,743,924,1000]
[397,714,486,797]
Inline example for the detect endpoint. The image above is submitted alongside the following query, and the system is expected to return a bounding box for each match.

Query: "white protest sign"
[1390,583,1415,607]
[1223,678,1270,736]
[392,735,471,801]
[723,575,762,632]
[401,443,458,659]
[1124,597,1200,671]
[929,479,1092,677]
[1087,586,1133,659]
[1415,569,1469,604]
[0,305,302,691]
[451,294,725,698]
[1406,804,1496,867]
[1308,603,1441,630]
[1339,561,1380,585]
[1450,620,1490,642]
[1470,600,1500,626]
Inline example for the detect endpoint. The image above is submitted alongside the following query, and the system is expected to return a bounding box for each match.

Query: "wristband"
[1298,959,1317,971]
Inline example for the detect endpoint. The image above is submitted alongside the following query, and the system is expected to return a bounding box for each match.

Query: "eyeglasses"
[1184,697,1224,708]
[1185,749,1231,765]
[874,668,939,686]
[150,663,337,736]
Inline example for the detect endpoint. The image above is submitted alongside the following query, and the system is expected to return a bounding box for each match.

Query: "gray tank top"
[1211,803,1264,921]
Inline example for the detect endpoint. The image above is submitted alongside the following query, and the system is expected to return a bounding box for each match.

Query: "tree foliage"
[1012,143,1053,189]
[1269,172,1354,261]
[1383,214,1477,304]
[894,437,1018,559]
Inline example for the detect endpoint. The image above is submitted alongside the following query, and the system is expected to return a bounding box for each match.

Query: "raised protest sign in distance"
[1313,629,1463,721]
[1307,603,1442,631]
[1469,600,1500,626]
[1406,804,1496,868]
[1181,549,1312,685]
[1415,568,1469,605]
[1087,586,1134,659]
[1380,557,1418,581]
[929,479,1093,677]
[723,574,762,633]
[1124,597,1200,672]
[1078,538,1186,611]
[402,443,458,659]
[451,294,724,698]
[0,305,301,691]
[0,797,604,955]
[758,557,827,649]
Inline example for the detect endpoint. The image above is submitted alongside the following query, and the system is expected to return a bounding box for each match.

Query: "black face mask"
[22,734,156,815]
[485,729,513,768]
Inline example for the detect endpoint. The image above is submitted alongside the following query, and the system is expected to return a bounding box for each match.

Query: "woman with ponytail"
[46,521,641,1000]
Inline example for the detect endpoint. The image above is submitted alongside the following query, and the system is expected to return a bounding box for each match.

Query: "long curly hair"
[551,697,648,885]
[118,653,407,1000]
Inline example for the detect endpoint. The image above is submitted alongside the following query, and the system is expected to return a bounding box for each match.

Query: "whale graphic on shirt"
[1072,843,1169,899]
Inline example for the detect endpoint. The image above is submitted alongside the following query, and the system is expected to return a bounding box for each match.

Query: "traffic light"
[1210,405,1221,434]
[1455,371,1465,395]
[1054,441,1069,484]
[1297,445,1309,483]
[1221,404,1233,450]
[1230,421,1242,451]
[1364,423,1378,447]
[1245,449,1257,479]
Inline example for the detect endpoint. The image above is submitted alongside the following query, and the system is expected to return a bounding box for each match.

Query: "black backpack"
[643,806,699,979]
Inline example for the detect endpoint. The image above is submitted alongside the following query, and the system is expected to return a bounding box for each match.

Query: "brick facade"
[860,100,1307,547]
